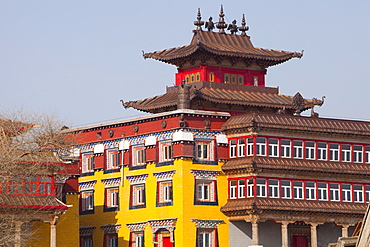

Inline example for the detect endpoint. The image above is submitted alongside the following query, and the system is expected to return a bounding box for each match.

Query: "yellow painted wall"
[29,194,80,247]
[79,158,229,247]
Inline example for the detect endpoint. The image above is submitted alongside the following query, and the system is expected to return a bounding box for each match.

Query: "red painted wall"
[175,65,266,86]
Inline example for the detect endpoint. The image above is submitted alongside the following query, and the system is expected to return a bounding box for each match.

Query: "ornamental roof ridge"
[143,12,302,68]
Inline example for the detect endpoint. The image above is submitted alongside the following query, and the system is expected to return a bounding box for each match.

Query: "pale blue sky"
[1,1,369,127]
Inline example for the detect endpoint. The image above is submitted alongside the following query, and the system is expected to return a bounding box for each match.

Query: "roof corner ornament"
[216,5,227,34]
[142,50,147,60]
[294,50,304,59]
[311,106,319,118]
[194,8,204,31]
[205,17,215,31]
[292,92,305,115]
[239,14,249,36]
[120,99,131,109]
[227,20,238,34]
[312,96,325,107]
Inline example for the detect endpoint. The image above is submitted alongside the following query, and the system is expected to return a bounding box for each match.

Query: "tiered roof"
[122,81,322,114]
[143,8,302,68]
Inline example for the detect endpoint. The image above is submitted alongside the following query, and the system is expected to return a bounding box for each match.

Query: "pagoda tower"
[124,7,322,116]
[73,7,370,247]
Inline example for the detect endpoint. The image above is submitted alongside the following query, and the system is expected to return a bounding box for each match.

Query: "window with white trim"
[157,180,173,205]
[106,187,119,209]
[366,185,370,203]
[318,182,328,201]
[133,146,146,166]
[238,179,245,198]
[106,149,120,170]
[256,138,266,156]
[247,138,254,156]
[196,180,216,203]
[256,178,266,197]
[130,231,144,247]
[293,141,303,159]
[329,143,339,161]
[330,183,340,201]
[342,184,352,202]
[268,138,278,157]
[305,182,316,200]
[105,233,118,247]
[354,184,364,203]
[81,236,93,247]
[130,184,145,208]
[281,140,291,158]
[318,142,327,160]
[82,153,94,173]
[230,139,236,158]
[366,146,370,163]
[238,138,245,157]
[268,179,279,198]
[196,142,212,161]
[341,144,351,162]
[160,142,173,162]
[305,141,315,159]
[247,178,254,198]
[81,190,94,211]
[230,180,237,199]
[197,228,217,247]
[293,181,303,199]
[281,180,291,199]
[354,145,363,163]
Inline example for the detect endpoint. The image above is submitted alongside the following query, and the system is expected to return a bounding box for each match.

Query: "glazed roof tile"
[222,156,370,176]
[222,112,370,136]
[221,197,367,215]
[143,31,302,67]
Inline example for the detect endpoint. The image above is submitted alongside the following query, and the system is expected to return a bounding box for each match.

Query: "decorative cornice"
[153,171,176,181]
[190,170,222,180]
[126,174,148,184]
[191,219,223,228]
[101,178,121,187]
[126,222,147,232]
[79,181,97,191]
[101,224,121,234]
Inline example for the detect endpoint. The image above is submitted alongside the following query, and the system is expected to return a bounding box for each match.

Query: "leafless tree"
[0,109,75,246]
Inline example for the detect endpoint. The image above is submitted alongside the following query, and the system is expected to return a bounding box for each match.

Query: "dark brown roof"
[143,30,302,67]
[123,82,319,114]
[0,194,67,210]
[222,112,370,136]
[221,197,367,216]
[222,156,370,177]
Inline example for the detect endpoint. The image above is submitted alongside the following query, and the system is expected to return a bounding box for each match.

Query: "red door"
[292,236,308,247]
[163,237,172,247]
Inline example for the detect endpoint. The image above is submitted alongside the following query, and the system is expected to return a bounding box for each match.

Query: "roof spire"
[216,5,227,34]
[194,8,204,31]
[239,14,249,36]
